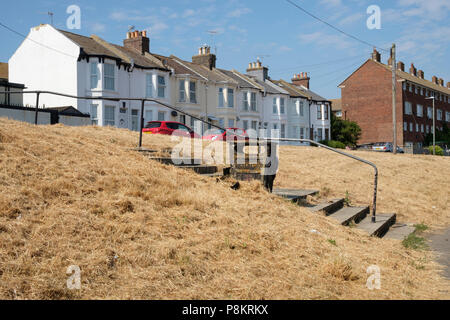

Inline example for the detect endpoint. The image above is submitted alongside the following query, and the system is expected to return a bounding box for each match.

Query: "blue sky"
[1,0,449,99]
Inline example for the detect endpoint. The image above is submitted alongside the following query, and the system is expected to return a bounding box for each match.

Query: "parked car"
[372,142,404,153]
[142,121,200,138]
[202,128,249,141]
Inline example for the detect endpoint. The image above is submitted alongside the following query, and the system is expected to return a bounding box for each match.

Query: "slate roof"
[339,59,450,96]
[59,30,167,70]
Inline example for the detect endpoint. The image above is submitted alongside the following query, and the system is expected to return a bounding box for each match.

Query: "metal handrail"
[0,90,378,222]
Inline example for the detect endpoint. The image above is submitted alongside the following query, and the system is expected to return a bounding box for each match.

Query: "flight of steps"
[137,148,414,240]
[274,189,414,240]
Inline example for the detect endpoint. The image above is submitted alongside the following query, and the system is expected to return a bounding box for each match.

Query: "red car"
[143,121,200,138]
[202,127,249,141]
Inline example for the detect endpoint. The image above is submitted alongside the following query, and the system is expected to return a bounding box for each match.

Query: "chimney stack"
[438,78,444,86]
[246,59,269,81]
[409,63,417,76]
[432,76,438,84]
[192,45,216,70]
[371,48,381,62]
[417,70,424,79]
[123,29,150,55]
[447,82,450,89]
[397,61,405,72]
[292,72,310,89]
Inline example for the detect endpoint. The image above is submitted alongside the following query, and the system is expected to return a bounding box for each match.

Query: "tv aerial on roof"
[128,25,135,32]
[38,11,54,25]
[207,30,219,55]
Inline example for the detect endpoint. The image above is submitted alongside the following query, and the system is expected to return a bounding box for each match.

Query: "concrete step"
[148,157,202,166]
[356,213,397,238]
[181,165,218,175]
[382,222,414,240]
[330,206,369,226]
[309,198,344,215]
[273,189,319,202]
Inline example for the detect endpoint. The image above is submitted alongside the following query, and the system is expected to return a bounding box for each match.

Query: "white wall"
[0,108,51,125]
[9,25,80,109]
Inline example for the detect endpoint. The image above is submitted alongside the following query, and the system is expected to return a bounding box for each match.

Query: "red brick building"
[339,49,450,151]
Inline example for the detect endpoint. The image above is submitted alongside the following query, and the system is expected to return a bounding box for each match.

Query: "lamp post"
[425,96,436,155]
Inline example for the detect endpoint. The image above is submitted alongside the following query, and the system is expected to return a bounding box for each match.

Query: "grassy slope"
[0,118,448,299]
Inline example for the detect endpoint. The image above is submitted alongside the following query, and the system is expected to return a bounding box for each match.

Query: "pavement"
[427,228,450,279]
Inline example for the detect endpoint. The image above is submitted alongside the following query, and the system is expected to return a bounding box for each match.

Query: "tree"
[330,113,361,147]
[424,123,450,147]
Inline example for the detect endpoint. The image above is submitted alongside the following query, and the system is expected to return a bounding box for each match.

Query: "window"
[218,118,225,128]
[243,92,249,111]
[218,88,224,108]
[416,123,419,132]
[300,127,305,139]
[426,125,430,133]
[90,63,98,89]
[158,111,165,121]
[280,98,285,114]
[324,105,329,120]
[405,101,412,115]
[427,107,432,119]
[228,119,235,128]
[317,105,322,120]
[281,124,286,138]
[446,112,450,122]
[300,101,304,117]
[145,110,153,123]
[437,109,442,120]
[189,81,196,103]
[179,80,186,102]
[403,122,407,131]
[409,84,412,92]
[421,124,424,133]
[251,120,257,130]
[273,98,277,114]
[146,74,153,97]
[243,120,249,130]
[90,104,98,125]
[104,64,115,91]
[104,105,115,126]
[250,92,257,111]
[157,76,165,98]
[409,122,413,132]
[132,109,139,131]
[416,104,423,117]
[402,82,406,91]
[317,129,323,141]
[227,89,234,108]
[415,86,418,94]
[420,88,423,96]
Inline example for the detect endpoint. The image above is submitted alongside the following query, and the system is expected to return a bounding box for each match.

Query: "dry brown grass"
[0,118,448,300]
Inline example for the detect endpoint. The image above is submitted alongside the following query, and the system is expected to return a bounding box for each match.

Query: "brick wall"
[341,59,404,145]
[341,59,450,147]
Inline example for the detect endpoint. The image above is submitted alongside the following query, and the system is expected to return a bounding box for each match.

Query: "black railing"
[0,90,379,222]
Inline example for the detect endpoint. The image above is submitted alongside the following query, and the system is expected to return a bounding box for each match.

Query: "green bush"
[319,140,346,149]
[427,146,444,156]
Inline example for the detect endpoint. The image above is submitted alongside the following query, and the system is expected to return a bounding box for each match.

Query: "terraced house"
[9,24,331,142]
[339,49,450,152]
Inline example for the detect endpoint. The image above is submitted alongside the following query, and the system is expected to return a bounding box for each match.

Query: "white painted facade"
[9,24,172,131]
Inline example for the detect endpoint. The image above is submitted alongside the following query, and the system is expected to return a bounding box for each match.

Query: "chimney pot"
[142,30,147,37]
[432,76,438,84]
[371,48,381,62]
[397,61,405,71]
[447,82,450,89]
[124,30,150,55]
[409,63,417,76]
[438,78,444,86]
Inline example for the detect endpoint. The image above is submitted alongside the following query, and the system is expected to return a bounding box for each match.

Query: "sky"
[0,0,449,99]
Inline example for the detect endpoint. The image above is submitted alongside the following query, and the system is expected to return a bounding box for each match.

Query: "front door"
[118,107,128,129]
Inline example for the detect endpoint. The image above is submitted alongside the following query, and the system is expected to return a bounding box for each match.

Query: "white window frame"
[157,75,166,98]
[272,98,277,114]
[90,104,98,125]
[158,111,165,121]
[104,63,115,91]
[227,88,234,108]
[280,98,285,114]
[189,81,197,103]
[243,91,249,111]
[250,92,257,111]
[104,105,116,126]
[90,62,98,89]
[179,79,186,102]
[405,101,412,115]
[403,122,407,131]
[416,104,423,117]
[218,88,224,108]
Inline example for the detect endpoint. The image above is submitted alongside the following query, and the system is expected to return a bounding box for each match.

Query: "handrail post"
[34,92,40,125]
[139,99,145,148]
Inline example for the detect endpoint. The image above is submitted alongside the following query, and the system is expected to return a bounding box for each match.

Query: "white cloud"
[279,45,293,52]
[91,23,106,33]
[227,7,252,18]
[320,0,342,7]
[339,12,363,26]
[298,31,354,50]
[182,9,196,18]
